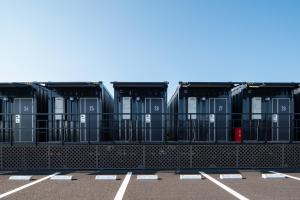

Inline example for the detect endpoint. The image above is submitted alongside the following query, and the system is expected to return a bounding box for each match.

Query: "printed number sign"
[80,114,86,123]
[272,114,278,123]
[145,114,151,123]
[15,115,21,124]
[209,114,215,123]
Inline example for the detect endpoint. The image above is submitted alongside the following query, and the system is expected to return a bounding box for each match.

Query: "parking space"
[1,169,300,199]
[0,172,25,194]
[208,170,300,200]
[269,170,300,181]
[0,170,124,200]
[0,171,49,194]
[123,170,234,200]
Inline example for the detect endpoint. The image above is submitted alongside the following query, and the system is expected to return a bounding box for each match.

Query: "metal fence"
[0,144,300,170]
[0,113,300,144]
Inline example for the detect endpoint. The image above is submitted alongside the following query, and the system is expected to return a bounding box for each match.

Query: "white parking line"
[200,172,249,200]
[114,172,132,200]
[0,172,60,199]
[270,171,300,181]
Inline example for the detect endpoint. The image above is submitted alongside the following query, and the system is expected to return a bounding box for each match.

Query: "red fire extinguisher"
[234,128,242,143]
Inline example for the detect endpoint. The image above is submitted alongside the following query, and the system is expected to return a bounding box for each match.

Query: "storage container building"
[168,82,236,142]
[0,82,48,143]
[43,82,113,143]
[112,82,168,142]
[294,87,300,141]
[231,82,299,142]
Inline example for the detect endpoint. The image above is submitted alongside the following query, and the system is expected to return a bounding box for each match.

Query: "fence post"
[48,145,51,169]
[236,145,239,168]
[88,113,90,145]
[36,114,38,146]
[0,145,2,170]
[143,145,146,168]
[62,119,64,145]
[10,114,13,146]
[96,145,99,168]
[22,146,26,170]
[190,145,193,168]
[282,144,285,168]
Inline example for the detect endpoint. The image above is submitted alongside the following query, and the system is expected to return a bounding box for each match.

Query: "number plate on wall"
[15,115,20,124]
[209,114,215,123]
[80,114,86,123]
[145,114,151,123]
[272,114,278,123]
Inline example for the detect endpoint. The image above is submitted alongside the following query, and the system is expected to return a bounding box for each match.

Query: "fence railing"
[0,113,300,144]
[1,144,300,169]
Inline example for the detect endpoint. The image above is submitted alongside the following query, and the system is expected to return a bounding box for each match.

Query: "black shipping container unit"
[0,82,48,143]
[112,82,168,142]
[42,82,113,143]
[168,82,236,142]
[231,82,300,142]
[294,87,300,141]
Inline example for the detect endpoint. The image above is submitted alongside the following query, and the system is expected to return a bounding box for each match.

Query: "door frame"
[79,97,100,142]
[271,98,290,142]
[145,97,164,142]
[208,98,228,142]
[13,98,34,142]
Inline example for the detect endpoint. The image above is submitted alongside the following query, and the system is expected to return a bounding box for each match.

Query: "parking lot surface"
[0,169,300,200]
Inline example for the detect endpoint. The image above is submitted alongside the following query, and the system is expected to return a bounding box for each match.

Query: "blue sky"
[0,0,299,97]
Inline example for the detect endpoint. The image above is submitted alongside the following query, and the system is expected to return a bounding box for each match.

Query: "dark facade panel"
[0,83,48,143]
[168,82,236,142]
[231,82,300,143]
[294,88,300,141]
[42,82,113,143]
[112,82,168,142]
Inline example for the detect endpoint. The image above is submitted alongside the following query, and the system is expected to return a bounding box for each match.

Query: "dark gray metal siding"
[168,82,234,142]
[44,82,113,142]
[0,83,48,143]
[112,82,168,142]
[231,83,298,142]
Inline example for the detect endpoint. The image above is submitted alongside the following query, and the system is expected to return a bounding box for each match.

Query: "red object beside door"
[234,128,242,143]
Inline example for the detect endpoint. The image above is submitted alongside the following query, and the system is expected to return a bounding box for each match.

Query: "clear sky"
[0,0,299,97]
